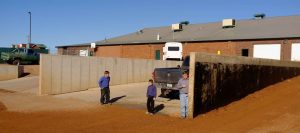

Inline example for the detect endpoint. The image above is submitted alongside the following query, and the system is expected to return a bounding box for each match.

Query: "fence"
[188,52,300,118]
[39,54,181,95]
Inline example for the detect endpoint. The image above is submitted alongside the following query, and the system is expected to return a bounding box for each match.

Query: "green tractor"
[0,44,49,65]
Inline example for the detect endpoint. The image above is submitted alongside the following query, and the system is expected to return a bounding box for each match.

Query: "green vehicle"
[1,44,49,65]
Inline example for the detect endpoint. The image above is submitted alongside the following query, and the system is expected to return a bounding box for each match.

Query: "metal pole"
[28,11,31,44]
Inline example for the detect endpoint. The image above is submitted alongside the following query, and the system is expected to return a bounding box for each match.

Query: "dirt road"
[1,76,300,133]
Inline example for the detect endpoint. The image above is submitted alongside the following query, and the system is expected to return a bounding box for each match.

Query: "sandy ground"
[0,76,300,132]
[23,65,39,76]
[0,75,180,115]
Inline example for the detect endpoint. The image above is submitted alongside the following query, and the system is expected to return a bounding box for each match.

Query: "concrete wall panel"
[71,56,81,92]
[127,59,134,83]
[61,56,72,93]
[133,59,141,83]
[146,60,154,80]
[0,65,22,81]
[140,59,148,82]
[114,58,123,85]
[80,57,90,91]
[120,58,128,84]
[89,57,98,88]
[40,54,52,95]
[51,55,62,94]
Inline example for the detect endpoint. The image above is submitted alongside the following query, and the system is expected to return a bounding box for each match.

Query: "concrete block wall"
[188,52,300,118]
[0,65,23,81]
[39,54,181,95]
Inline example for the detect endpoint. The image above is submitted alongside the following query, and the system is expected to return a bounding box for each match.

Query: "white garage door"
[292,43,300,61]
[253,44,281,60]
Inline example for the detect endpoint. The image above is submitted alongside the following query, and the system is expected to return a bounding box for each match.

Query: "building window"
[242,49,249,57]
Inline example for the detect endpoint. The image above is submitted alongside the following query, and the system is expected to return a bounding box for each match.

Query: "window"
[28,49,34,54]
[168,47,179,51]
[242,49,249,57]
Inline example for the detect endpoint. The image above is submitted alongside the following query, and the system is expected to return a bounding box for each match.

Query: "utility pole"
[28,11,32,44]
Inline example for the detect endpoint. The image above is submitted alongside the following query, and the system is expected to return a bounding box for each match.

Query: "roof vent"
[254,13,266,19]
[180,21,190,25]
[171,23,182,31]
[137,29,143,34]
[157,34,161,40]
[222,19,235,28]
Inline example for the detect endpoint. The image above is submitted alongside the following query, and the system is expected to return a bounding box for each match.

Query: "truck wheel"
[7,60,13,64]
[161,88,169,97]
[12,59,20,65]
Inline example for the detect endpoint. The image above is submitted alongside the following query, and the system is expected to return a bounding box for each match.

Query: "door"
[155,50,160,60]
[291,43,300,61]
[253,44,281,60]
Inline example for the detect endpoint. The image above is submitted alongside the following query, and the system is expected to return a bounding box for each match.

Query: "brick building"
[56,15,300,61]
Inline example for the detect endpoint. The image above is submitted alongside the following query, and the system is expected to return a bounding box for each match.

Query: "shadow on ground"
[110,95,126,104]
[154,104,165,114]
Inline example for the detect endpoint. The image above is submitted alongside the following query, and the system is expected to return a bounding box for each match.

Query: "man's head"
[104,71,110,77]
[182,71,189,79]
[148,79,153,85]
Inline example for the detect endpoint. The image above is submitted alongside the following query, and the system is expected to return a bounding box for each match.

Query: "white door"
[291,43,300,61]
[253,44,281,60]
[79,50,89,56]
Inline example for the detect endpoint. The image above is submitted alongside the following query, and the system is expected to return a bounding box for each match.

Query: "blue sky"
[0,0,300,53]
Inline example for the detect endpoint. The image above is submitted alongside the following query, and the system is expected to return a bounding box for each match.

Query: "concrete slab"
[0,76,38,94]
[54,82,181,117]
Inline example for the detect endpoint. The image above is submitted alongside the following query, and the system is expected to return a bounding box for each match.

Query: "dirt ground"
[1,76,300,133]
[23,65,39,76]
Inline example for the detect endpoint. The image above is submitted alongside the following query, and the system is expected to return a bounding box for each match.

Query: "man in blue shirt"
[146,79,157,115]
[98,71,110,104]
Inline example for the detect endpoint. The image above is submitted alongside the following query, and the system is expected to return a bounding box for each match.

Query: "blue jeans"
[180,93,188,118]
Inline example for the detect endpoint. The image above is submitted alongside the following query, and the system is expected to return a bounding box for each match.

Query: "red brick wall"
[183,41,237,58]
[57,38,300,61]
[95,45,121,57]
[93,44,164,60]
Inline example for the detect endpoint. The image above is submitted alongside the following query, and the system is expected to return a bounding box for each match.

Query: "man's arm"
[154,86,157,98]
[173,79,183,90]
[99,77,103,88]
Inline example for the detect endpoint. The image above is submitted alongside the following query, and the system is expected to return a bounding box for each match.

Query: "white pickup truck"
[163,42,183,61]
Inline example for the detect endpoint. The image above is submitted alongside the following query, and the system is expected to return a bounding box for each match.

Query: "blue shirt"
[147,84,157,97]
[98,76,110,89]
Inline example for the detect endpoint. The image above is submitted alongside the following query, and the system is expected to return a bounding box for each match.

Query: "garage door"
[253,44,281,60]
[291,43,300,61]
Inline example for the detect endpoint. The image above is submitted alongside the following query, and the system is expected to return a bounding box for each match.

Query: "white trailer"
[163,42,183,60]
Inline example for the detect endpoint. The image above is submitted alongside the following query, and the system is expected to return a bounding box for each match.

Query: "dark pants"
[147,96,155,113]
[100,88,110,104]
